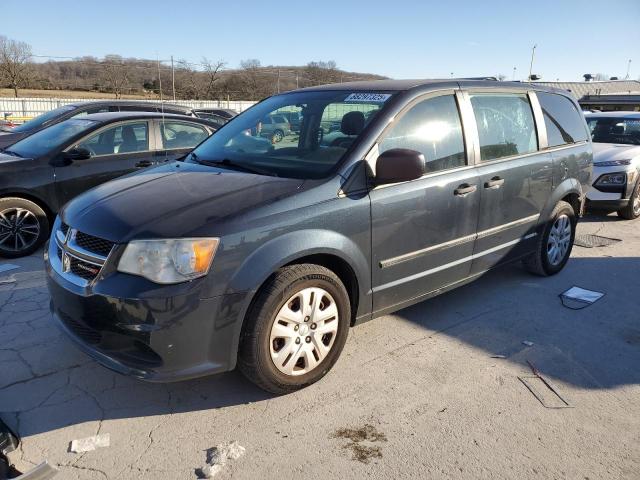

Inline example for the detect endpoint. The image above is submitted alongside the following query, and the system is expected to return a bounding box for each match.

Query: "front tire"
[0,197,49,258]
[617,178,640,220]
[523,200,576,276]
[238,264,351,394]
[271,129,284,143]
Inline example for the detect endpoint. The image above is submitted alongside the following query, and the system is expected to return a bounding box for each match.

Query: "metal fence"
[0,97,257,123]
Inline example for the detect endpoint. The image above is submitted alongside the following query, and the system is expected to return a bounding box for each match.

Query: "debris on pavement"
[69,434,110,453]
[518,360,572,409]
[0,264,19,275]
[522,341,534,347]
[332,424,387,464]
[560,286,605,310]
[573,234,621,248]
[198,441,245,479]
[490,354,507,359]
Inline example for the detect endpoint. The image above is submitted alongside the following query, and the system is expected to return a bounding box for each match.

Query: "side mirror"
[64,147,92,161]
[375,148,425,185]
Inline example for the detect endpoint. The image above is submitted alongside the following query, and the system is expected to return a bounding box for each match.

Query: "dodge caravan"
[45,80,592,393]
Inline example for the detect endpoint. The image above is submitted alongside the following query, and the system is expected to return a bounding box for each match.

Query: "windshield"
[11,105,76,133]
[188,90,392,179]
[6,119,97,158]
[586,117,640,145]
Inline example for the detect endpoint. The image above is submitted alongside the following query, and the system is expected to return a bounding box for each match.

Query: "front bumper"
[45,243,250,382]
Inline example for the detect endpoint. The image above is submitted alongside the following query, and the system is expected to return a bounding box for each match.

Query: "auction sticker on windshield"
[344,93,391,103]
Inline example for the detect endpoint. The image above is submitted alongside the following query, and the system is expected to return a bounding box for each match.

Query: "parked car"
[584,112,640,219]
[0,100,199,149]
[257,114,292,142]
[280,111,303,133]
[191,111,229,128]
[0,112,216,257]
[193,108,238,120]
[46,80,592,394]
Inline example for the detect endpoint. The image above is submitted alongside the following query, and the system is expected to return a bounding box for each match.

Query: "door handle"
[454,183,477,196]
[484,176,505,189]
[135,160,153,168]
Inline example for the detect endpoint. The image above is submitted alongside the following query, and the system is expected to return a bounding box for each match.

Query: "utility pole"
[296,73,299,89]
[625,59,632,80]
[512,66,517,80]
[277,69,280,93]
[156,56,163,102]
[528,44,537,81]
[171,55,176,101]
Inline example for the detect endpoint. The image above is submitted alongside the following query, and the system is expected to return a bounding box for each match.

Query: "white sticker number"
[344,93,391,103]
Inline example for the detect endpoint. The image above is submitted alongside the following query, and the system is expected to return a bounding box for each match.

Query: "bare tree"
[201,57,226,99]
[238,59,271,100]
[496,74,507,81]
[593,73,610,81]
[0,36,33,97]
[101,55,130,98]
[304,60,339,86]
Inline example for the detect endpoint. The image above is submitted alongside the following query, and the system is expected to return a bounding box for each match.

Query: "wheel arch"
[541,178,583,222]
[0,191,55,223]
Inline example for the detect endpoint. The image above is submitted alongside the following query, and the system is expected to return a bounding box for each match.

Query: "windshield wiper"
[196,157,276,177]
[1,149,22,158]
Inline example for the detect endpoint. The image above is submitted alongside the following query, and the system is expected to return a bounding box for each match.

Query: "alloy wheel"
[633,188,640,217]
[0,208,41,253]
[547,214,571,266]
[269,287,339,376]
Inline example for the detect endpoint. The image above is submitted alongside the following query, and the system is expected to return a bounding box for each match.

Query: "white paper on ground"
[561,286,604,304]
[0,264,20,274]
[70,433,110,453]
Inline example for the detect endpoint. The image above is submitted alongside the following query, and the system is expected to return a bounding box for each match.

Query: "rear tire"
[523,200,576,276]
[238,264,351,394]
[617,178,640,220]
[0,197,49,258]
[271,129,284,143]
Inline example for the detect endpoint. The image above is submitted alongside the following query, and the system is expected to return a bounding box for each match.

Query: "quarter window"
[160,122,209,149]
[379,95,466,173]
[537,92,589,147]
[470,93,537,161]
[77,122,149,155]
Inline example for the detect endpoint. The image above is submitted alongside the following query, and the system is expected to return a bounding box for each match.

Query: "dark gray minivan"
[45,80,592,393]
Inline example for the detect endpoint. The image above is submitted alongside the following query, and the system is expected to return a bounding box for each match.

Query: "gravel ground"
[1,213,639,479]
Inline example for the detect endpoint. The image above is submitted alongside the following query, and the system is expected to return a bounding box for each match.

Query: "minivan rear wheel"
[238,264,350,394]
[0,197,49,258]
[523,200,576,276]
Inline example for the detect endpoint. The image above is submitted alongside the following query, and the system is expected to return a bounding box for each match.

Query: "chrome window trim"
[379,215,539,269]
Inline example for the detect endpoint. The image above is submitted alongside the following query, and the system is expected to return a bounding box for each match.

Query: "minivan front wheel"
[523,200,576,276]
[0,197,49,258]
[239,264,350,394]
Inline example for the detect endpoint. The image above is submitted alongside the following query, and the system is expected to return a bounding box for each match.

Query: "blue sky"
[2,0,639,81]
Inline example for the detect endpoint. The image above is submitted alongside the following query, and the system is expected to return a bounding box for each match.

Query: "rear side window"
[160,122,209,149]
[470,93,537,162]
[379,95,466,173]
[537,92,589,147]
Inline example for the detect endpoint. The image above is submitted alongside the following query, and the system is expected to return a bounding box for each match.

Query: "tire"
[238,264,351,394]
[617,178,640,220]
[271,129,284,143]
[523,200,576,276]
[0,197,50,258]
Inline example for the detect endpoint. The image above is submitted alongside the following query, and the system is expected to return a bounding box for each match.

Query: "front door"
[369,92,480,313]
[154,120,211,163]
[54,120,156,207]
[464,91,553,274]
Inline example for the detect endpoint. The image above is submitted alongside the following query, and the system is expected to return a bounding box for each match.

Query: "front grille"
[57,245,63,260]
[69,257,102,280]
[74,231,115,257]
[59,312,102,344]
[60,223,70,236]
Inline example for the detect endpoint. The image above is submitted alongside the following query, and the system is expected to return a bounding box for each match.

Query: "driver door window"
[379,95,467,173]
[77,122,149,156]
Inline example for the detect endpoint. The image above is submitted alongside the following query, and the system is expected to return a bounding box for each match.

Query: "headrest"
[341,111,365,136]
[121,126,136,142]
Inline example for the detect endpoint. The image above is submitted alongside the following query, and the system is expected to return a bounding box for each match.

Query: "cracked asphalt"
[1,214,639,479]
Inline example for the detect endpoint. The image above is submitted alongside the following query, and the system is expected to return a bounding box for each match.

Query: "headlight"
[595,173,626,186]
[594,159,632,167]
[118,238,219,284]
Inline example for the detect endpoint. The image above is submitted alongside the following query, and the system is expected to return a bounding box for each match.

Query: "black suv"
[0,100,198,149]
[46,80,592,394]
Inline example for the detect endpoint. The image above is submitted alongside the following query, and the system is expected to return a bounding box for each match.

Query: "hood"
[0,152,34,166]
[61,162,305,242]
[593,143,640,164]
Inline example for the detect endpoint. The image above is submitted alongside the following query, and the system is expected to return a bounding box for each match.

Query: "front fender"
[221,229,371,370]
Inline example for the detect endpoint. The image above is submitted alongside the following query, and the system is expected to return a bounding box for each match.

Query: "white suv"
[585,112,640,219]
